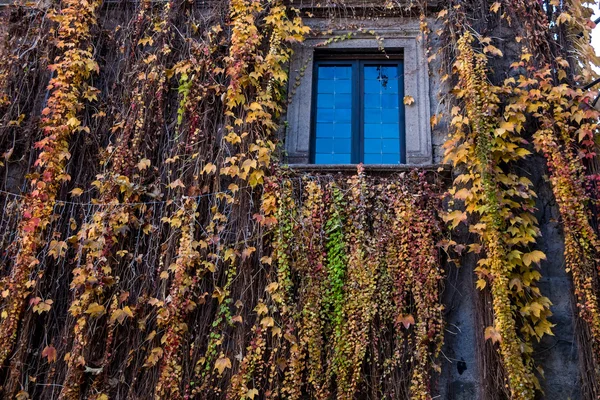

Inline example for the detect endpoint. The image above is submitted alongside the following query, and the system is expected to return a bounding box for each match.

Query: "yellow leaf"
[255,302,268,315]
[490,2,501,13]
[443,210,467,229]
[241,159,257,171]
[534,319,555,338]
[70,188,84,196]
[66,117,81,127]
[214,356,232,375]
[168,179,185,189]
[202,163,217,175]
[85,303,106,318]
[522,250,546,267]
[499,121,515,132]
[454,188,470,200]
[137,158,151,170]
[110,306,134,325]
[403,95,415,105]
[248,169,264,188]
[484,326,502,344]
[265,282,279,293]
[483,44,503,57]
[144,347,163,368]
[476,279,487,290]
[247,388,259,399]
[248,102,262,111]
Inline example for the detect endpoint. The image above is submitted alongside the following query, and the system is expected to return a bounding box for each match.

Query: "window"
[285,34,432,165]
[312,58,405,164]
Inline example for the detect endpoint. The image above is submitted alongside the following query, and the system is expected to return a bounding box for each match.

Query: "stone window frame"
[285,27,432,165]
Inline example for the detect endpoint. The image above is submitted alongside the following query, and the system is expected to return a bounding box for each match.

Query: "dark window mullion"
[351,60,360,164]
[398,61,406,164]
[358,61,365,163]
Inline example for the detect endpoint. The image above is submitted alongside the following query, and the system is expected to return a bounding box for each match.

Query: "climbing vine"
[0,0,101,373]
[440,0,600,397]
[0,0,599,399]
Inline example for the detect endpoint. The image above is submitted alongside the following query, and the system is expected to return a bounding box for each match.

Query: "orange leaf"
[397,314,415,329]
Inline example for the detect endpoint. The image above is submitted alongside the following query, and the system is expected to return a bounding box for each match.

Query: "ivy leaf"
[66,117,81,127]
[483,44,503,57]
[490,2,501,13]
[443,210,467,228]
[534,319,555,338]
[265,282,279,294]
[403,95,415,105]
[247,388,259,399]
[522,250,546,267]
[255,302,268,315]
[33,299,53,314]
[214,356,232,375]
[202,163,217,175]
[396,314,415,329]
[137,158,151,171]
[242,246,256,260]
[110,306,134,325]
[144,347,163,368]
[476,279,487,290]
[168,179,185,189]
[484,326,502,344]
[42,345,57,363]
[248,102,262,111]
[85,302,106,318]
[48,240,67,259]
[70,188,84,196]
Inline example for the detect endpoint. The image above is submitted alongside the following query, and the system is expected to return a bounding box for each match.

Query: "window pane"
[334,123,352,138]
[332,153,351,163]
[314,65,353,164]
[315,153,333,164]
[316,123,334,138]
[362,64,402,165]
[364,154,383,164]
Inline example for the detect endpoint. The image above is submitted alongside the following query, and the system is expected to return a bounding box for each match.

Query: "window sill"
[283,163,451,176]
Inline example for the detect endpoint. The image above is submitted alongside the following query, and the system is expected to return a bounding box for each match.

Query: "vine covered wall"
[0,0,599,399]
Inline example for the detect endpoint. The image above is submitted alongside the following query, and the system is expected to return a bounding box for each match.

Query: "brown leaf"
[42,345,57,363]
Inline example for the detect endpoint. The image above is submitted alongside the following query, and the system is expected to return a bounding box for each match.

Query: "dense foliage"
[0,0,599,399]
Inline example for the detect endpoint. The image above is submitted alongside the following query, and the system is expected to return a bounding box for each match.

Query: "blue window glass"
[362,65,402,165]
[314,65,353,164]
[312,60,405,165]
